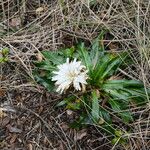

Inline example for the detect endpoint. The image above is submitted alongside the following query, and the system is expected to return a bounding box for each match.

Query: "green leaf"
[92,54,111,82]
[99,108,112,123]
[104,89,131,101]
[108,99,133,123]
[102,80,149,103]
[120,111,133,123]
[115,130,123,137]
[101,122,115,135]
[111,137,120,145]
[77,42,91,70]
[63,47,75,57]
[33,72,54,91]
[91,54,123,85]
[57,96,76,107]
[91,90,100,122]
[69,114,88,129]
[66,102,81,110]
[102,80,144,90]
[89,0,97,5]
[108,99,121,111]
[100,56,121,80]
[91,31,105,59]
[56,100,67,107]
[0,58,4,63]
[0,48,9,63]
[42,51,64,65]
[34,60,55,71]
[1,47,9,56]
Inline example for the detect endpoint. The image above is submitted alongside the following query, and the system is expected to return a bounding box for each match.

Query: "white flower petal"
[52,58,88,93]
[73,80,81,91]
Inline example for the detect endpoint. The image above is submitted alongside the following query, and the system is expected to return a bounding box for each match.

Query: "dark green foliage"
[34,32,150,144]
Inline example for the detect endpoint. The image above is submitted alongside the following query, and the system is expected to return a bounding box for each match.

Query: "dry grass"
[0,0,150,149]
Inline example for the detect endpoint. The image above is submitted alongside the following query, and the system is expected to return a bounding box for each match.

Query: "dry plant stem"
[13,104,71,149]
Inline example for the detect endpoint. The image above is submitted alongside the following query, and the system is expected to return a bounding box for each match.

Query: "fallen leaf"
[66,110,73,116]
[60,123,69,131]
[43,136,53,147]
[38,106,43,114]
[28,143,33,150]
[108,42,119,50]
[7,125,22,133]
[0,108,7,118]
[0,102,16,113]
[10,134,18,144]
[36,52,43,61]
[58,141,64,150]
[0,140,7,149]
[36,7,44,14]
[10,18,21,27]
[0,89,5,97]
[108,76,121,80]
[74,129,87,141]
[1,117,10,127]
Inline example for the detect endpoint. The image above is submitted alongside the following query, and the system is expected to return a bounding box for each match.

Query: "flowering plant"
[34,33,150,145]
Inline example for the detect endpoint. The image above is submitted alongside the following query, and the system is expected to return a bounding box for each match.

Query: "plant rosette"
[34,33,150,144]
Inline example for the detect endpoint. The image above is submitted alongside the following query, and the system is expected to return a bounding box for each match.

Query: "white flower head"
[52,58,88,94]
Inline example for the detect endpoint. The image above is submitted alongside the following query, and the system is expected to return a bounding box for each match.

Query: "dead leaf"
[66,110,73,116]
[7,125,22,133]
[0,89,5,97]
[37,52,43,61]
[36,7,44,14]
[0,140,7,149]
[0,108,7,118]
[60,123,69,131]
[108,42,119,50]
[108,76,121,80]
[1,102,16,113]
[27,143,33,150]
[58,141,64,150]
[10,18,21,27]
[74,129,87,141]
[10,134,18,144]
[38,106,43,114]
[1,117,10,127]
[43,136,53,147]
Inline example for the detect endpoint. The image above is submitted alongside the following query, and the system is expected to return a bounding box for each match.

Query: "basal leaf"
[91,90,100,122]
[108,99,133,123]
[120,111,133,123]
[34,60,55,71]
[77,42,91,70]
[102,80,144,90]
[104,89,131,101]
[63,47,75,57]
[42,51,64,65]
[34,73,54,91]
[92,54,111,82]
[100,56,121,80]
[99,107,112,123]
[91,31,105,59]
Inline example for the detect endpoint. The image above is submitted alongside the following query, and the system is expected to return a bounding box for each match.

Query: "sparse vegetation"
[34,34,150,147]
[0,0,150,149]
